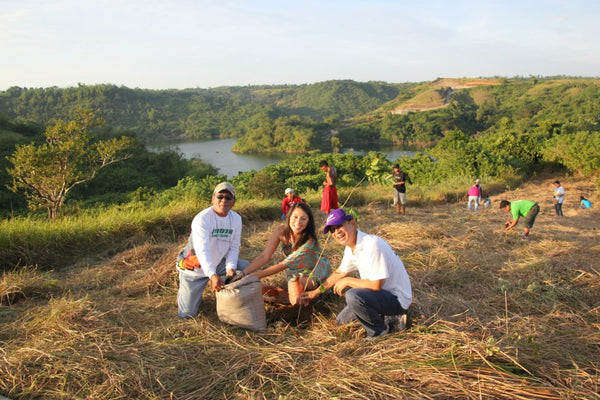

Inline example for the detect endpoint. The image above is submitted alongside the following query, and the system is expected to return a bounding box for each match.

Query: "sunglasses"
[216,194,234,201]
[327,224,344,233]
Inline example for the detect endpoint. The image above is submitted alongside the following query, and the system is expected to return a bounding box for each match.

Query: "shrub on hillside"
[542,131,600,180]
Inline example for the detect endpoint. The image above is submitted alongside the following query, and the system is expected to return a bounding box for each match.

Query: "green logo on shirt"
[212,228,233,238]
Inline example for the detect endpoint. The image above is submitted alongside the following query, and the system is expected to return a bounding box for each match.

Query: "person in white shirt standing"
[176,182,249,318]
[553,180,565,217]
[300,208,412,338]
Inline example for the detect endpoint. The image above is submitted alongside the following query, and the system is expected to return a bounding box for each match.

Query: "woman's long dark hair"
[283,202,318,251]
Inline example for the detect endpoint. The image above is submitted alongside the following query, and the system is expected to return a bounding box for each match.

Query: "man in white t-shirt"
[176,182,249,318]
[299,208,412,338]
[553,180,565,216]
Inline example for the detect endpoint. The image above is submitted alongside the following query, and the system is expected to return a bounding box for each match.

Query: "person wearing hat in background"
[392,163,408,215]
[281,187,304,220]
[553,180,565,216]
[299,208,412,339]
[467,179,483,211]
[175,182,249,318]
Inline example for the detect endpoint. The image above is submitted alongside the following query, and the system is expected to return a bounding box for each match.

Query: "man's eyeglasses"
[216,194,234,201]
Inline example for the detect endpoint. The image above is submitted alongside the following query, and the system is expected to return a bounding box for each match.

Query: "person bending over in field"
[580,195,592,209]
[500,199,540,239]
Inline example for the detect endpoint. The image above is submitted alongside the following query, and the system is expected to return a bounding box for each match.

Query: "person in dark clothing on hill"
[392,164,408,215]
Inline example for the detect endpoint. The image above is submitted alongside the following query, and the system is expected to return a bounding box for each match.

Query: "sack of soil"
[216,274,266,332]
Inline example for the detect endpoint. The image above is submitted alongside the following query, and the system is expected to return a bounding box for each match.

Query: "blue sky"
[1,0,599,90]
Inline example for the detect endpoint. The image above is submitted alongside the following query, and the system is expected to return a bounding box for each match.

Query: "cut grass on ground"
[1,176,599,399]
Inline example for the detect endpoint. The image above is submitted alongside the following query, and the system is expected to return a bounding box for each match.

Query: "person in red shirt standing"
[281,188,304,219]
[319,160,339,214]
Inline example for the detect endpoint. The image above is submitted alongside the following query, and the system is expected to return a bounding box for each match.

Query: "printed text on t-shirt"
[212,228,233,238]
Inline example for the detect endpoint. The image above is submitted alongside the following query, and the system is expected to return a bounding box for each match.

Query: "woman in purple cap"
[300,208,412,338]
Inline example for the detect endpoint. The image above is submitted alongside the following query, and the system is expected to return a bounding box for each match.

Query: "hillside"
[388,78,502,114]
[0,81,409,142]
[3,77,600,158]
[1,176,599,399]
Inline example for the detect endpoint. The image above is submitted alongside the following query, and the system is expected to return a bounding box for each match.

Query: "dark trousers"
[336,288,405,337]
[555,202,563,216]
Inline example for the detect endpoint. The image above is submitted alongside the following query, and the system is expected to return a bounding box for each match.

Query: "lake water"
[149,138,415,177]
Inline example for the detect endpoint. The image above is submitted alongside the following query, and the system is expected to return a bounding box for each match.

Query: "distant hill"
[387,78,502,114]
[0,81,412,142]
[2,77,600,153]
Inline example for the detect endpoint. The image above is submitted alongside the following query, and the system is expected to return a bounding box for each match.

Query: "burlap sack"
[216,275,266,332]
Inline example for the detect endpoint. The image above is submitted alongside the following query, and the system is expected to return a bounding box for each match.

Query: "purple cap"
[323,208,353,233]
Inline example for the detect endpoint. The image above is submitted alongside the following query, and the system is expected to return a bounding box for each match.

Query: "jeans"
[555,202,563,216]
[467,196,479,211]
[336,288,405,337]
[177,258,249,318]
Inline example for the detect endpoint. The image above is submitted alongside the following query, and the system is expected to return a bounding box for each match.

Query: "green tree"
[331,136,342,153]
[443,92,478,135]
[542,131,600,178]
[364,152,392,185]
[429,130,496,181]
[232,116,315,153]
[6,109,136,219]
[381,113,411,145]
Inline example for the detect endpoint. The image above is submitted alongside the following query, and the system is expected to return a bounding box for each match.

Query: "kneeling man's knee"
[345,288,364,308]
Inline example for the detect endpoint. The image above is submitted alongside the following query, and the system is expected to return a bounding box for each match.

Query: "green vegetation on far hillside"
[3,77,600,158]
[0,80,409,143]
[2,76,600,219]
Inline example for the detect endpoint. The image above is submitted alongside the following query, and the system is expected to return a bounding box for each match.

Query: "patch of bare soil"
[430,77,503,89]
[391,77,502,114]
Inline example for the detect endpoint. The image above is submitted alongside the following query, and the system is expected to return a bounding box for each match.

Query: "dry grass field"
[1,176,599,399]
